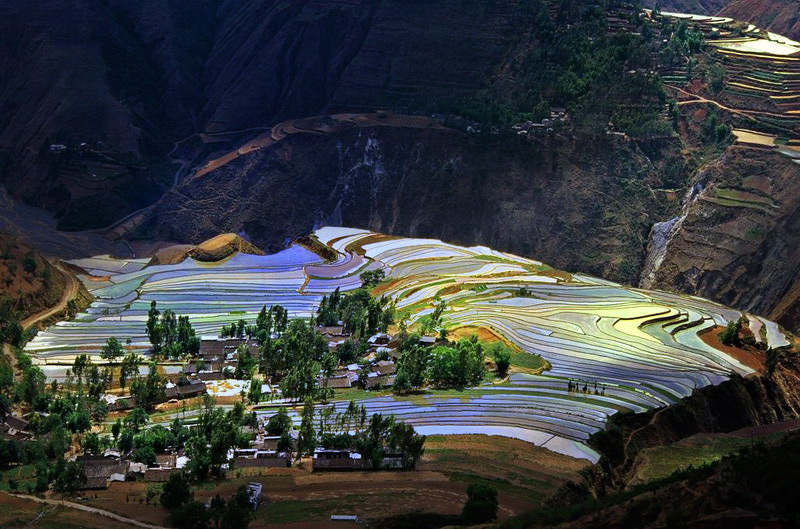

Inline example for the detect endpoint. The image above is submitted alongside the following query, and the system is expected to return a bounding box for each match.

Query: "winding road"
[21,263,81,330]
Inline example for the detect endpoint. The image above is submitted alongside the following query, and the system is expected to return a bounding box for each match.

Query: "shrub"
[462,481,498,524]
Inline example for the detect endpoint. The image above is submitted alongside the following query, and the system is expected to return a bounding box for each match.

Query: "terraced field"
[26,228,790,462]
[659,12,800,136]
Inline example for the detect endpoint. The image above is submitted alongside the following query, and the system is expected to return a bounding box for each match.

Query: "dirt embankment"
[590,351,800,487]
[151,233,265,264]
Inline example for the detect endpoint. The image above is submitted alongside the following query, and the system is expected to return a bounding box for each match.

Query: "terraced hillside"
[643,11,800,334]
[25,228,789,462]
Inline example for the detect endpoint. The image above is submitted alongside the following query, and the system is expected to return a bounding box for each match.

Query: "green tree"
[266,407,292,436]
[130,362,164,410]
[118,428,134,452]
[83,432,101,454]
[120,352,140,391]
[22,252,37,275]
[161,472,193,510]
[146,301,163,353]
[490,343,512,377]
[125,407,150,432]
[462,481,498,524]
[297,399,317,457]
[133,445,157,466]
[168,500,210,529]
[53,461,87,494]
[247,377,262,405]
[221,486,255,529]
[101,337,124,365]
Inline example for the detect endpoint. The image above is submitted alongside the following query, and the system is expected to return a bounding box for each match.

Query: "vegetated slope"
[525,431,800,528]
[719,0,800,40]
[0,232,70,338]
[146,127,679,285]
[644,146,800,333]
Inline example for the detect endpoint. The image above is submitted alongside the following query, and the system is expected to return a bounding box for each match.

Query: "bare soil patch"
[699,326,764,372]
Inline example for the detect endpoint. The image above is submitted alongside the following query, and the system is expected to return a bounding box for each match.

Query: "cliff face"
[643,146,800,333]
[147,126,679,285]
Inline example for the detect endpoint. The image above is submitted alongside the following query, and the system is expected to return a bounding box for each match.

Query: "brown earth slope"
[0,232,68,321]
[719,0,800,40]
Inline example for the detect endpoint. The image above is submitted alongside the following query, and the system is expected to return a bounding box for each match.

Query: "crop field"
[659,12,800,137]
[25,227,791,462]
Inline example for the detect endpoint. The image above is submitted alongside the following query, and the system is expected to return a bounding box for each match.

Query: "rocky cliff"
[642,145,800,333]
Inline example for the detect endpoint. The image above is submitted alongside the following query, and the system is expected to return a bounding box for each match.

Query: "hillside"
[719,0,800,40]
[0,233,67,322]
[0,0,534,231]
[1,1,800,332]
[0,232,90,347]
[144,126,678,286]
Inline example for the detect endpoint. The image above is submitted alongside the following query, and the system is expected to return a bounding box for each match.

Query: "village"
[1,308,450,507]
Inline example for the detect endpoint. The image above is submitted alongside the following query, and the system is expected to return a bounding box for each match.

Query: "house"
[419,336,436,345]
[144,468,177,482]
[156,452,177,468]
[365,375,395,389]
[370,362,396,376]
[1,415,32,441]
[76,455,129,490]
[320,376,352,389]
[312,450,403,471]
[164,385,179,399]
[367,333,391,346]
[198,371,226,382]
[177,382,207,399]
[234,452,290,468]
[108,397,136,412]
[4,415,29,432]
[317,326,345,337]
[312,450,365,471]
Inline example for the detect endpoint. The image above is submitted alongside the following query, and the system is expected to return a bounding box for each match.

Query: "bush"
[462,481,498,524]
[490,343,512,377]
